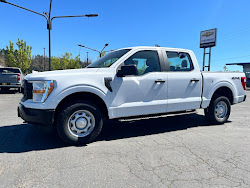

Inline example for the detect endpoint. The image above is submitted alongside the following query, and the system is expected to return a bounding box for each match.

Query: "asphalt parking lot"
[0,90,250,188]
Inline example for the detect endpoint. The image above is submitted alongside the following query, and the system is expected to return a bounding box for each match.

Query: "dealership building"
[226,62,250,87]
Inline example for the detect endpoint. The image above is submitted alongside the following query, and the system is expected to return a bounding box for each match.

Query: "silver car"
[0,67,24,92]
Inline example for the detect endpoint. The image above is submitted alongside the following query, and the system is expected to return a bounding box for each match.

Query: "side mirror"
[117,64,138,77]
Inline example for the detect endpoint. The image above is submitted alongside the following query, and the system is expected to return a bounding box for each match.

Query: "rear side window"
[166,52,194,72]
[0,68,20,74]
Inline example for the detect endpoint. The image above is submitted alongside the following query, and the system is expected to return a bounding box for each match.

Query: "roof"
[120,46,192,53]
[226,62,250,66]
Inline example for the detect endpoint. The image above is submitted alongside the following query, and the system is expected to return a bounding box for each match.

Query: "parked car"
[18,46,247,145]
[246,77,250,87]
[0,67,24,92]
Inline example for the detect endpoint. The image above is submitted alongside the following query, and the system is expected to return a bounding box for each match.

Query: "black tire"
[56,100,103,145]
[204,96,231,124]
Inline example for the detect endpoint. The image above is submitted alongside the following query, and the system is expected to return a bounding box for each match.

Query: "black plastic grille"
[22,80,32,101]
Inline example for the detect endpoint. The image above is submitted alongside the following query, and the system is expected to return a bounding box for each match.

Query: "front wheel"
[205,96,231,124]
[56,100,103,145]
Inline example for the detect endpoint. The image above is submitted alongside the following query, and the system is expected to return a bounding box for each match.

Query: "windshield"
[87,49,130,68]
[0,68,20,74]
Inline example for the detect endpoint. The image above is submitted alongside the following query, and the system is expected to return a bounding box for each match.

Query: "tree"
[31,55,48,72]
[0,49,8,67]
[80,59,92,68]
[5,39,32,73]
[223,65,229,72]
[0,56,5,67]
[52,52,81,70]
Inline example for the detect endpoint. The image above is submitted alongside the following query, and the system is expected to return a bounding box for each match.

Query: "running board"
[118,110,196,122]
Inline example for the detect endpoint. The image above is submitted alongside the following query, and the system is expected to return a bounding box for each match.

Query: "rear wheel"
[205,96,231,124]
[56,100,103,145]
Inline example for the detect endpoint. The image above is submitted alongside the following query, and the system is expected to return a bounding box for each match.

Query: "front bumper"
[18,103,54,126]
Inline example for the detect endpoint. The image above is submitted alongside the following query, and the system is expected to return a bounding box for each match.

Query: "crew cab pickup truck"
[18,46,247,145]
[0,67,23,92]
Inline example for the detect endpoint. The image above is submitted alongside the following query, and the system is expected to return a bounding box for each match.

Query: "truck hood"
[25,68,100,81]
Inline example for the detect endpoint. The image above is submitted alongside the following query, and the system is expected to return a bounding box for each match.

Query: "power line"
[213,54,250,62]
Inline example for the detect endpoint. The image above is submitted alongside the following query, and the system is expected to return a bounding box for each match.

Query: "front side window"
[166,52,194,72]
[124,50,161,76]
[88,49,130,68]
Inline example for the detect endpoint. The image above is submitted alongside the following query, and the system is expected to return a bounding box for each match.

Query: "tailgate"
[0,74,19,84]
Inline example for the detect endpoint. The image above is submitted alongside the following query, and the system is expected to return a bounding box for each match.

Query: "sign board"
[200,28,217,48]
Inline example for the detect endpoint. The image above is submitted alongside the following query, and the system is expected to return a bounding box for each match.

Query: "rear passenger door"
[165,51,202,112]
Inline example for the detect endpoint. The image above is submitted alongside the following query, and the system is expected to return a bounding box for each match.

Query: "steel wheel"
[205,96,231,124]
[215,101,228,120]
[67,110,95,137]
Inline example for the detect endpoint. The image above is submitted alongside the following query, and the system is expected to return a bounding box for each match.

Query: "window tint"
[124,50,161,76]
[166,52,194,72]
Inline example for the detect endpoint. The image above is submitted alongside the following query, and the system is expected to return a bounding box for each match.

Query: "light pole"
[78,43,109,58]
[86,52,89,64]
[43,48,46,71]
[0,0,99,71]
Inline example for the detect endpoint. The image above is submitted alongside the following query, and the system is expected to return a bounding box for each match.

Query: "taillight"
[18,74,21,82]
[241,77,246,90]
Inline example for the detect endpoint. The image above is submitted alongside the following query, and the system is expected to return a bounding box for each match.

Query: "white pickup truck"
[18,46,247,145]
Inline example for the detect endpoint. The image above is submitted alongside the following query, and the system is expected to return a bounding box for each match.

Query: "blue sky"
[0,0,250,71]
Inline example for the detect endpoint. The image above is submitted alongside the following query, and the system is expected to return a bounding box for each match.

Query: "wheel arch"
[54,92,109,124]
[210,86,234,105]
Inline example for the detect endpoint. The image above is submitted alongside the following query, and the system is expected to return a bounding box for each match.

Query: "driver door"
[110,50,168,118]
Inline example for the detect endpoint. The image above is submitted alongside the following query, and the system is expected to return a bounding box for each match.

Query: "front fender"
[48,85,107,109]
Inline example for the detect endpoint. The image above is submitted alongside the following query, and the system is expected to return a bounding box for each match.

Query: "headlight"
[31,80,54,103]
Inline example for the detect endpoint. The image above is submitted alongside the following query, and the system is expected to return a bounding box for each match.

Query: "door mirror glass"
[117,65,138,77]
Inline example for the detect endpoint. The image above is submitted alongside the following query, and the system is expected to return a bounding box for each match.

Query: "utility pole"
[43,48,46,71]
[87,52,89,64]
[0,0,99,71]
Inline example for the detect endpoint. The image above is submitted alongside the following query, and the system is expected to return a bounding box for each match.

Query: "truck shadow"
[0,113,228,153]
[98,113,220,141]
[0,124,65,153]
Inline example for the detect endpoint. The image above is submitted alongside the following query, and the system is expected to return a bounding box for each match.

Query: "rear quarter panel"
[202,72,246,108]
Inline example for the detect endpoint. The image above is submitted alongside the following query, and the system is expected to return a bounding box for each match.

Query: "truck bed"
[201,71,246,108]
